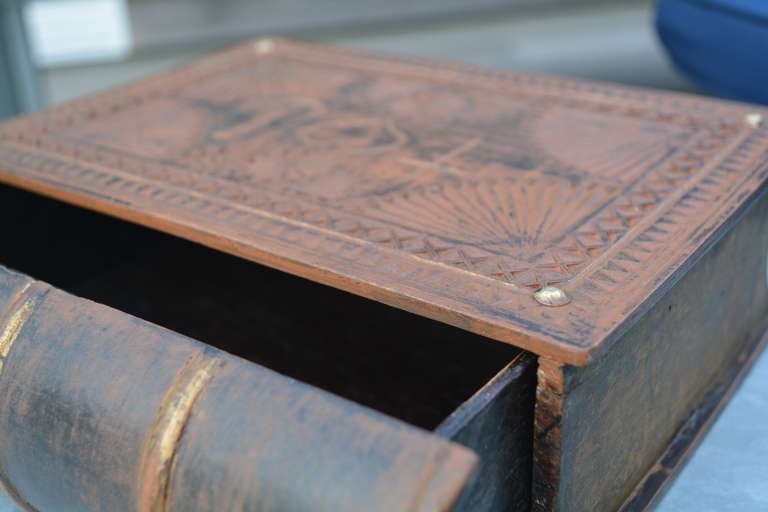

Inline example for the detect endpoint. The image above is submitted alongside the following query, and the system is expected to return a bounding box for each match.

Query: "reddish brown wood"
[1,39,766,365]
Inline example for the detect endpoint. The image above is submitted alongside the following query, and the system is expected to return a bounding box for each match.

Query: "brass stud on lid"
[745,112,763,128]
[255,38,275,54]
[533,286,571,307]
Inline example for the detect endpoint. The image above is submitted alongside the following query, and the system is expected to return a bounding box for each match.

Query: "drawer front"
[0,265,477,512]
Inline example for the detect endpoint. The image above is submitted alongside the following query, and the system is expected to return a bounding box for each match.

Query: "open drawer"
[0,184,536,511]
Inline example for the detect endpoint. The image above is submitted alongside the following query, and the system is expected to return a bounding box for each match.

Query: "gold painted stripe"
[138,351,219,512]
[0,280,45,512]
[0,287,39,362]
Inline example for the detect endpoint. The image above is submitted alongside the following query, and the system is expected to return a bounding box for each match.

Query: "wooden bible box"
[0,39,765,512]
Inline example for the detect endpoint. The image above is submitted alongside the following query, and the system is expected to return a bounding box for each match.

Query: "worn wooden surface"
[1,39,766,364]
[436,353,537,511]
[0,265,478,512]
[533,188,768,511]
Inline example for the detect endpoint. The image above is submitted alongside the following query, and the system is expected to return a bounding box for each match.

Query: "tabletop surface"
[653,345,768,511]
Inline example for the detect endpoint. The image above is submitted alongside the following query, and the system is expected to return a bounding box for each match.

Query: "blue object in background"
[657,0,768,105]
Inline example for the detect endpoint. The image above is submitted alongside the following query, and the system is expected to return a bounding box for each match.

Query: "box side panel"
[436,354,537,512]
[620,327,768,511]
[534,188,768,511]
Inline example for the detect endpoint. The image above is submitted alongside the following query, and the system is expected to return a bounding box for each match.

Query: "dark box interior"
[0,184,522,429]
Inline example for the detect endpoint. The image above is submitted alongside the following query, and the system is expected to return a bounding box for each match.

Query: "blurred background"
[3,0,694,117]
[0,1,766,511]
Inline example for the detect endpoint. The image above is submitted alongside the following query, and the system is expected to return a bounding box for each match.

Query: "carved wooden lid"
[1,39,766,365]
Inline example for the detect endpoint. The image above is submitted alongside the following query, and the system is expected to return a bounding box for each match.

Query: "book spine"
[0,266,476,512]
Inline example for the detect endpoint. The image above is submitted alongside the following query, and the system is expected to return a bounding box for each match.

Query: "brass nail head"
[255,38,275,54]
[745,112,763,128]
[533,286,571,307]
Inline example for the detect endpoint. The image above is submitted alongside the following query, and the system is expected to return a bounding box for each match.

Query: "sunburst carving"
[360,175,620,258]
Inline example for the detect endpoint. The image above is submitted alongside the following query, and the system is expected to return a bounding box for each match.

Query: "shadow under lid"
[0,183,523,429]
